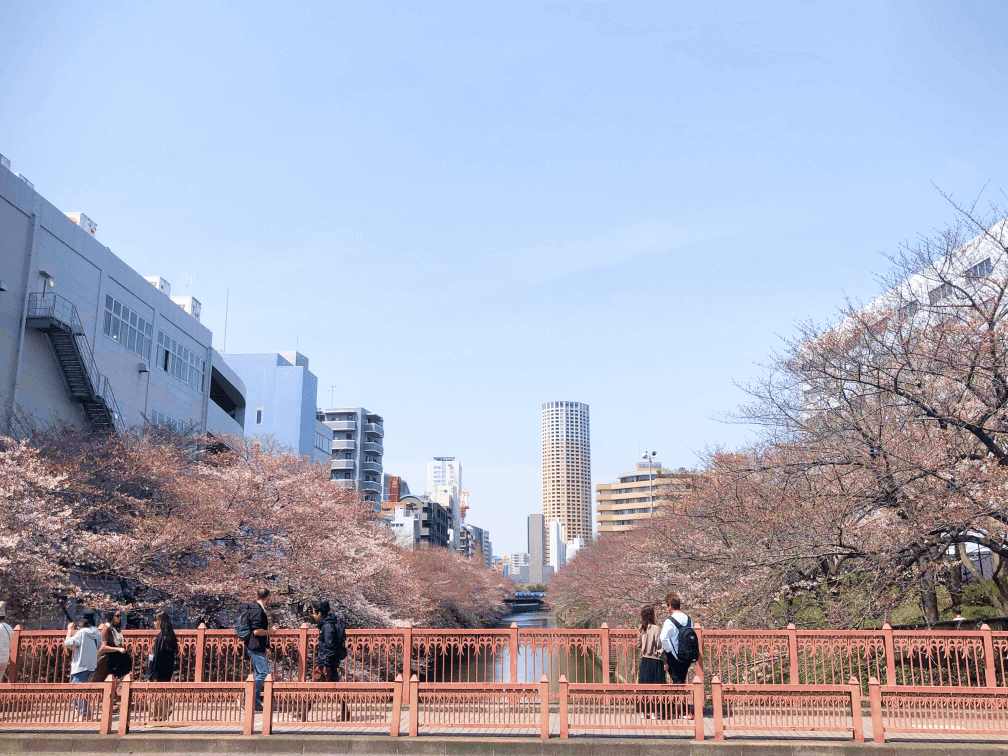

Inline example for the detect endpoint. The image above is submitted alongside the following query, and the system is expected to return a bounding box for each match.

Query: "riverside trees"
[0,427,508,628]
[552,198,1008,629]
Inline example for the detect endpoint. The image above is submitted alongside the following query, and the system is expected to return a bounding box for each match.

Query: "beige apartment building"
[542,401,592,565]
[595,462,699,533]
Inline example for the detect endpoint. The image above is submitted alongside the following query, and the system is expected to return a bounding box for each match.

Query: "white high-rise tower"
[541,401,591,565]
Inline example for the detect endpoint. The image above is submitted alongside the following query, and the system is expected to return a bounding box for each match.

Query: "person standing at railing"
[638,605,666,720]
[311,599,347,682]
[0,602,13,683]
[64,610,102,718]
[659,594,697,685]
[145,612,178,721]
[240,588,273,712]
[91,610,131,685]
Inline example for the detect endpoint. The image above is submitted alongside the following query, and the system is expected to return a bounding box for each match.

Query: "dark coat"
[315,613,346,671]
[146,633,177,682]
[247,603,269,653]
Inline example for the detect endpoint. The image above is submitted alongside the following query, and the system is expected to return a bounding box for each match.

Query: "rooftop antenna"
[329,385,339,405]
[222,288,229,353]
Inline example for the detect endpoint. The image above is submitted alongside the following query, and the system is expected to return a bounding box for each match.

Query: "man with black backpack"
[659,593,699,685]
[236,588,273,711]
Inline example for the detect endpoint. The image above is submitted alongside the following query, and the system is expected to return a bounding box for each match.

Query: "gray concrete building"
[321,407,384,503]
[0,156,244,437]
[527,513,547,585]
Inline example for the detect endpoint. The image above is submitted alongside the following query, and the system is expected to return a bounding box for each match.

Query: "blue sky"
[2,1,1005,557]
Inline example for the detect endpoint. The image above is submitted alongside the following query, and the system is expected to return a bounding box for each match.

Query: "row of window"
[157,332,205,392]
[103,295,153,360]
[612,507,656,515]
[150,409,186,433]
[925,258,993,305]
[314,432,332,454]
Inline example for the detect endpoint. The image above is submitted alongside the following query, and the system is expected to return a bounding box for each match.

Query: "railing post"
[882,623,896,685]
[711,674,722,741]
[600,623,610,683]
[7,625,20,683]
[99,674,115,735]
[390,674,403,737]
[868,676,884,743]
[694,624,703,683]
[243,673,256,736]
[849,676,863,742]
[558,674,568,739]
[539,674,549,739]
[261,674,273,735]
[117,674,132,735]
[194,623,206,683]
[298,623,309,682]
[693,673,705,741]
[981,623,997,688]
[786,623,799,684]
[408,674,419,737]
[509,622,519,683]
[402,623,413,704]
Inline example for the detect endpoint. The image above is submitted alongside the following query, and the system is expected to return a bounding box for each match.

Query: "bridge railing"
[10,622,1008,698]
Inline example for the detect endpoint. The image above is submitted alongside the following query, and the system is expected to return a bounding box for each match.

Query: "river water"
[495,610,557,629]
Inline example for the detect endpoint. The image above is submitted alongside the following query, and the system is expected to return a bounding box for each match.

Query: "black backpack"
[670,615,700,664]
[235,604,254,645]
[334,617,347,662]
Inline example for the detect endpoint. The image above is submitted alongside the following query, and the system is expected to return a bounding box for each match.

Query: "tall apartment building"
[0,155,245,438]
[527,513,548,585]
[427,457,461,494]
[541,401,592,565]
[595,462,699,533]
[322,407,384,503]
[226,351,331,463]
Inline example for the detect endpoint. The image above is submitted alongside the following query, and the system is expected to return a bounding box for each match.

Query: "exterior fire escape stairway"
[25,292,125,434]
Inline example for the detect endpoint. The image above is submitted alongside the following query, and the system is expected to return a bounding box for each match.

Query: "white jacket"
[64,626,102,675]
[0,623,12,663]
[659,611,691,660]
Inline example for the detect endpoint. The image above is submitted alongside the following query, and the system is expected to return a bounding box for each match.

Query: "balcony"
[362,461,382,474]
[330,459,355,471]
[363,422,384,438]
[361,480,382,493]
[326,420,356,432]
[332,439,356,451]
[362,440,383,454]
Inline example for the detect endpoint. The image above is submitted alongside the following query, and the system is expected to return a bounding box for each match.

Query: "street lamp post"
[642,450,657,511]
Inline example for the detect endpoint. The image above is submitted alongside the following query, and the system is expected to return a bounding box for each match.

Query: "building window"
[156,331,205,391]
[104,295,152,360]
[966,258,993,279]
[150,409,185,432]
[928,282,954,305]
[256,408,263,424]
[314,432,331,454]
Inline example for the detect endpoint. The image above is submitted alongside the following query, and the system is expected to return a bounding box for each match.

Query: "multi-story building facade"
[527,513,547,585]
[322,407,384,504]
[548,520,566,571]
[541,401,592,564]
[383,495,451,549]
[595,462,699,532]
[459,523,492,567]
[427,457,461,494]
[0,156,244,437]
[225,351,330,463]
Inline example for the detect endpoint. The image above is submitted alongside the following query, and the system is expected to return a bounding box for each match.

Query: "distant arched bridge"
[503,590,546,612]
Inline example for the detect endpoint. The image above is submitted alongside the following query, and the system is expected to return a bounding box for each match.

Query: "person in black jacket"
[246,588,273,711]
[311,600,346,682]
[146,612,178,721]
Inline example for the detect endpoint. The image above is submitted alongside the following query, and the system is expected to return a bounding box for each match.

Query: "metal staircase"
[25,292,125,434]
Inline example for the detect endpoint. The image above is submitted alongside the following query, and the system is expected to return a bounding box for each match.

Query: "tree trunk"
[948,559,963,615]
[919,574,940,626]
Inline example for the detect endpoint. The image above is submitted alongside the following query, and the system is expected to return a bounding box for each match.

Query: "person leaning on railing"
[638,605,666,720]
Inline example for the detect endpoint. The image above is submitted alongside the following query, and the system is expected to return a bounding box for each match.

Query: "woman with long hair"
[146,612,178,720]
[638,605,665,719]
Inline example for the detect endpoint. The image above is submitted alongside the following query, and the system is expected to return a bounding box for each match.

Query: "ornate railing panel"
[342,630,404,683]
[0,681,114,733]
[609,629,642,685]
[878,685,1008,735]
[264,677,401,735]
[119,676,252,734]
[795,631,887,691]
[409,676,547,736]
[564,682,695,732]
[518,629,604,685]
[715,680,862,741]
[891,631,986,687]
[702,631,790,686]
[411,629,511,684]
